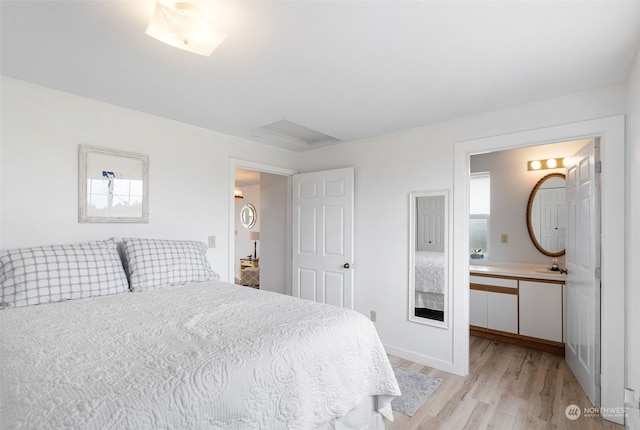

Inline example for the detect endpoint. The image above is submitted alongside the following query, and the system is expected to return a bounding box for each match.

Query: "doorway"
[229,160,297,295]
[453,116,625,424]
[467,139,599,400]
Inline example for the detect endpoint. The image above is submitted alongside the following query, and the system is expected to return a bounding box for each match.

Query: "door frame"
[453,116,625,423]
[228,159,297,292]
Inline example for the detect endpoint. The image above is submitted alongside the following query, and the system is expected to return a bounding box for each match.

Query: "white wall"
[0,76,299,282]
[470,139,588,265]
[260,173,289,295]
[298,84,627,372]
[626,44,640,401]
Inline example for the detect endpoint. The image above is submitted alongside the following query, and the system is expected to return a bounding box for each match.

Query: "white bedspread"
[0,282,400,429]
[415,251,445,294]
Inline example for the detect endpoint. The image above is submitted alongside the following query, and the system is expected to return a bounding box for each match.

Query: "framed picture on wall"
[78,145,149,223]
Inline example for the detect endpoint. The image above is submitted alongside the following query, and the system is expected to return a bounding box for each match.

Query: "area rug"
[391,365,443,417]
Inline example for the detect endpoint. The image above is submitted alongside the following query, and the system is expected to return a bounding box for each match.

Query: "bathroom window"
[470,172,490,258]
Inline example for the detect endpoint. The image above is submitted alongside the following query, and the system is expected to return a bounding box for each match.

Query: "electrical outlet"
[370,310,377,322]
[501,234,509,244]
[208,236,216,248]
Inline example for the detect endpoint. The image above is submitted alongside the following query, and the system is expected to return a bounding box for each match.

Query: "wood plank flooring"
[385,336,623,430]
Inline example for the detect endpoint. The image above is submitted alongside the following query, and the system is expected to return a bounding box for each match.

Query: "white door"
[292,167,354,308]
[417,195,445,252]
[538,187,567,251]
[565,138,601,406]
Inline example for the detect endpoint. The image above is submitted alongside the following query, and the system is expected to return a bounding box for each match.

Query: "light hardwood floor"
[385,336,624,430]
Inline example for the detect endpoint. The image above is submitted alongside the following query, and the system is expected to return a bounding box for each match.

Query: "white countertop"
[470,261,566,281]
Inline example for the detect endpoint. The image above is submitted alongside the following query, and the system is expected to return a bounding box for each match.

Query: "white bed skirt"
[316,395,387,429]
[415,290,444,311]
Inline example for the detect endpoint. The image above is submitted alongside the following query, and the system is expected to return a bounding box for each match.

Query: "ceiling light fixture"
[145,1,228,56]
[527,157,570,171]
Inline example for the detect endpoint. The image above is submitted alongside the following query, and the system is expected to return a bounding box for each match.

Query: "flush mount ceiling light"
[145,1,228,56]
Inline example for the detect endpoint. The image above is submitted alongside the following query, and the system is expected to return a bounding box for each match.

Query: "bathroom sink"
[531,269,565,276]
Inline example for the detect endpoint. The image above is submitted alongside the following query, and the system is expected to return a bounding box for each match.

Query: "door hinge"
[595,267,602,279]
[596,373,601,387]
[595,161,602,173]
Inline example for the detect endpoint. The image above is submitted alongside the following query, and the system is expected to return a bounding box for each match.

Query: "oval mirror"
[408,190,450,328]
[526,173,566,257]
[240,204,257,229]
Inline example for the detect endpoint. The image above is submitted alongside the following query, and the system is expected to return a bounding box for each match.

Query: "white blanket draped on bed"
[414,251,445,311]
[0,282,400,429]
[415,251,445,294]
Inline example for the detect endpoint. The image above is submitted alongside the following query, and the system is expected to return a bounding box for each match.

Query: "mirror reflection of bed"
[409,191,449,327]
[414,250,445,321]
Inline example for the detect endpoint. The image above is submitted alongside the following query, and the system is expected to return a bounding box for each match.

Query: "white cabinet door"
[470,289,487,327]
[487,292,518,334]
[519,281,563,342]
[470,276,517,333]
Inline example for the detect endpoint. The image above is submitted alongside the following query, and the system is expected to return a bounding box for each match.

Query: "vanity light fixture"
[527,157,570,171]
[234,187,244,199]
[145,1,228,56]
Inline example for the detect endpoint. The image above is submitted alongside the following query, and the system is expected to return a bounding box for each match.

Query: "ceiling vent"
[253,120,341,149]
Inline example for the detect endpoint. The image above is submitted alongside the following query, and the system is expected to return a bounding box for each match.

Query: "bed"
[414,251,445,313]
[0,238,400,429]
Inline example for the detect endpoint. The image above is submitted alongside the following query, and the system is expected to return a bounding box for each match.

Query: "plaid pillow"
[122,238,219,291]
[0,239,129,308]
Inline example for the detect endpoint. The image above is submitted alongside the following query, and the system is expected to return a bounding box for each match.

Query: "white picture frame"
[78,145,149,223]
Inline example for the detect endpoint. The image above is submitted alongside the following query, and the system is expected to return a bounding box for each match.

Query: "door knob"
[343,263,350,269]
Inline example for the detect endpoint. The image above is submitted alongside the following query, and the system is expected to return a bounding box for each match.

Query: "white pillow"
[0,238,129,308]
[121,238,219,291]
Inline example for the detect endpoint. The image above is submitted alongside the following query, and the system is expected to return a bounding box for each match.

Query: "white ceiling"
[2,1,640,152]
[235,168,260,187]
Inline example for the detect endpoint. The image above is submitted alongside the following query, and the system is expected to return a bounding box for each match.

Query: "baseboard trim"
[470,326,565,355]
[383,344,458,375]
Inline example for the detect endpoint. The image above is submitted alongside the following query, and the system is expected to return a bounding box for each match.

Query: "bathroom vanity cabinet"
[469,276,518,334]
[470,270,565,355]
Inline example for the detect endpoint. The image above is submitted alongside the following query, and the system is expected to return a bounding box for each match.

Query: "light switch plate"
[208,236,216,248]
